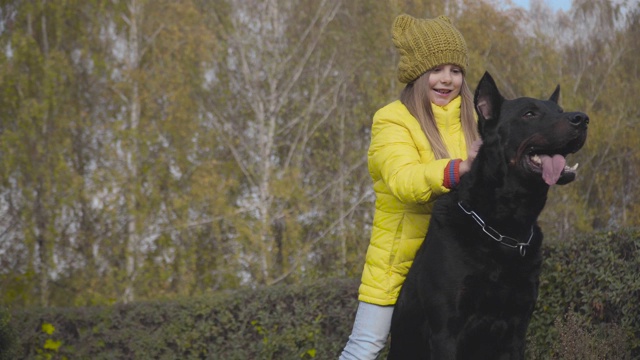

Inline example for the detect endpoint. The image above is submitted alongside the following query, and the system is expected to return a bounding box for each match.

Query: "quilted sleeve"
[368,108,451,205]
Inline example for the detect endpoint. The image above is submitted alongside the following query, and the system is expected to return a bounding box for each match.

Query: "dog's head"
[473,72,588,186]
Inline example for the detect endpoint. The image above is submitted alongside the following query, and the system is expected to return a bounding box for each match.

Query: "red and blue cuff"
[443,159,462,189]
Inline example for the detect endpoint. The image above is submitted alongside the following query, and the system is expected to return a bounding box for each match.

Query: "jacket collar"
[432,95,461,129]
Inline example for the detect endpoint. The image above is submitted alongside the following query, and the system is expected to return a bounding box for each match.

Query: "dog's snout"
[569,113,589,128]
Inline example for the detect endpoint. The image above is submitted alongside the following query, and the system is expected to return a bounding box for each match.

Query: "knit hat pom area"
[392,14,468,84]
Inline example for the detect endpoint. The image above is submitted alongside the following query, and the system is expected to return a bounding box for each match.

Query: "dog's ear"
[474,72,505,135]
[549,85,560,103]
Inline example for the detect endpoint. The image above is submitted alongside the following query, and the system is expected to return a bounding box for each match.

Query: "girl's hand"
[459,140,483,175]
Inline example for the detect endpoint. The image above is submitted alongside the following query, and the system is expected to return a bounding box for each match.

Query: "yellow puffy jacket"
[358,96,469,306]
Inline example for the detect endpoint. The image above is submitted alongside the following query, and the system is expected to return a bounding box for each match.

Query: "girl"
[340,14,481,360]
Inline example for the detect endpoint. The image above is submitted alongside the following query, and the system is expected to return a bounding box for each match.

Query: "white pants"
[339,301,394,360]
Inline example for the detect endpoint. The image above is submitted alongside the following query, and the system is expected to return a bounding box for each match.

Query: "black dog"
[387,72,588,360]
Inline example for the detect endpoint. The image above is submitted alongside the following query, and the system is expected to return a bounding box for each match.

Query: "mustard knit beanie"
[392,14,468,84]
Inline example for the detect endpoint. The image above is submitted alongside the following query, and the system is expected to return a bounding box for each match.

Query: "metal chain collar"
[457,201,534,257]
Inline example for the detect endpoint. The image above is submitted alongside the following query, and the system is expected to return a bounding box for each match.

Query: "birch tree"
[0,0,91,306]
[206,0,349,285]
[100,0,216,302]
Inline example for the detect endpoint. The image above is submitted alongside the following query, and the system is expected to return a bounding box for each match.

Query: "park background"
[0,0,638,358]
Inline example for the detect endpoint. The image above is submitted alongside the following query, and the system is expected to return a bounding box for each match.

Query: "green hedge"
[6,278,359,359]
[3,228,639,359]
[527,227,640,359]
[0,306,17,360]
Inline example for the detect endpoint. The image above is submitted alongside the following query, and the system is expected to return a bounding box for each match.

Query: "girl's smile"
[428,64,463,106]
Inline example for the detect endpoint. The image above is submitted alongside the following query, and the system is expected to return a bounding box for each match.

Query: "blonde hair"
[400,71,479,159]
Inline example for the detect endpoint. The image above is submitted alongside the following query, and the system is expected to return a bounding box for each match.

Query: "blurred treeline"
[0,0,637,308]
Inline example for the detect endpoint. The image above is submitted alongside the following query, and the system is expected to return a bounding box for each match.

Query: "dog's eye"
[523,111,536,118]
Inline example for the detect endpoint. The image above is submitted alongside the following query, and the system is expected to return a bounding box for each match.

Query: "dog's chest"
[456,257,541,315]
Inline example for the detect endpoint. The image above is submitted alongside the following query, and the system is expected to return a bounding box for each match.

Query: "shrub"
[552,311,630,360]
[526,228,640,359]
[10,278,359,359]
[0,306,17,360]
[7,228,639,359]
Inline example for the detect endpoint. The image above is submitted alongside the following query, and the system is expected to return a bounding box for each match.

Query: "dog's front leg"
[426,307,459,359]
[429,332,457,360]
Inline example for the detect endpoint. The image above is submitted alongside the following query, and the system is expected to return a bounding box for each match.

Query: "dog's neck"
[457,148,549,235]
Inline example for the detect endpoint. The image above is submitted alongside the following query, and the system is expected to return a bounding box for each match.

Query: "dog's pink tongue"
[540,154,566,185]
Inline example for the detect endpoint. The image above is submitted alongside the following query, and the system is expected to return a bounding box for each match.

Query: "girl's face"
[427,64,463,107]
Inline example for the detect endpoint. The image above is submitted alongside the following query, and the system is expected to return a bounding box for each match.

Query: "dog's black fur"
[387,72,589,360]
